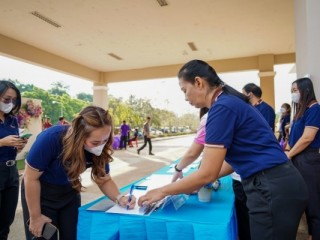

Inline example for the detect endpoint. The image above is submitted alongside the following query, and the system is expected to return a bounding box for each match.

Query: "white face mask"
[84,143,106,156]
[280,107,286,113]
[291,92,300,103]
[0,102,13,114]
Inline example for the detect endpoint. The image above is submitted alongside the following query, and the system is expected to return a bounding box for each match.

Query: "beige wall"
[1,34,296,109]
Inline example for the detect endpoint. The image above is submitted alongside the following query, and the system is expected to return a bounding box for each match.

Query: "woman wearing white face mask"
[0,80,28,240]
[286,77,320,240]
[21,106,136,240]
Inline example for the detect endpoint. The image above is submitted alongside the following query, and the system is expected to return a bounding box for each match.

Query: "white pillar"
[294,0,320,97]
[92,83,108,110]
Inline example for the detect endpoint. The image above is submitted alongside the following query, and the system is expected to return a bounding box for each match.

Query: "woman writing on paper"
[138,60,308,240]
[22,106,136,240]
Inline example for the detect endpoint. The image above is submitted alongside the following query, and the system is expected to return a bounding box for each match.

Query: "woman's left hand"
[138,188,166,207]
[16,138,28,153]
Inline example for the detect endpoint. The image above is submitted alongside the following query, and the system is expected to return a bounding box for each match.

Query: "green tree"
[48,81,70,96]
[76,92,93,102]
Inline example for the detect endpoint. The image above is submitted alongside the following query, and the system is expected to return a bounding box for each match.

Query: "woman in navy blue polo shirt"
[242,83,276,131]
[138,60,308,240]
[21,106,136,240]
[286,77,320,240]
[0,80,28,240]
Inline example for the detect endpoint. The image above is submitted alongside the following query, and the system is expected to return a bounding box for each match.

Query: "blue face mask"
[84,143,106,156]
[0,102,13,114]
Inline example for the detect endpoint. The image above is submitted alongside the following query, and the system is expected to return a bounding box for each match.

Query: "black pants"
[21,180,81,240]
[0,164,19,240]
[138,136,152,153]
[292,147,320,239]
[242,161,308,240]
[120,135,128,149]
[232,179,251,240]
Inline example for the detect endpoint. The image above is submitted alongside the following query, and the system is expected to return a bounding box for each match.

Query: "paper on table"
[106,189,149,215]
[106,174,174,215]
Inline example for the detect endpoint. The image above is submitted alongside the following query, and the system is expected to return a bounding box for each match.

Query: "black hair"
[178,60,249,103]
[242,83,262,98]
[0,80,22,115]
[199,107,209,119]
[292,77,317,120]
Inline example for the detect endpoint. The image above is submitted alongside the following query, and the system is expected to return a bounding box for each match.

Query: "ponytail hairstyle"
[61,106,114,192]
[292,77,317,120]
[178,60,249,103]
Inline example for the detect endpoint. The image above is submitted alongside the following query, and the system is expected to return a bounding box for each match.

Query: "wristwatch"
[115,194,125,205]
[174,164,182,172]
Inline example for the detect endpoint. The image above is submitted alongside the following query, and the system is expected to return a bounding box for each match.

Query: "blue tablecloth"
[78,163,237,240]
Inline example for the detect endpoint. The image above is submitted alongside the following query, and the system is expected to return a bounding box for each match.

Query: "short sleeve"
[305,106,320,128]
[205,105,237,148]
[105,163,110,174]
[27,130,62,171]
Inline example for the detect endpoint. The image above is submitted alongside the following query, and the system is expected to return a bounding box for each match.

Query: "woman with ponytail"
[139,60,308,240]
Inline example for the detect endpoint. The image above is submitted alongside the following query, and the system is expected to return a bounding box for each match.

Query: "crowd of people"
[1,58,320,240]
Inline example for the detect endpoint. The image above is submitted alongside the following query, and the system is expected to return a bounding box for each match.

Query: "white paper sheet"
[106,174,174,215]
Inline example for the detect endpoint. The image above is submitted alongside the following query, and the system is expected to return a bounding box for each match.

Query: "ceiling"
[0,0,294,73]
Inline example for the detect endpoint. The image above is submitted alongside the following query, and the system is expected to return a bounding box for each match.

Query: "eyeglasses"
[1,97,17,105]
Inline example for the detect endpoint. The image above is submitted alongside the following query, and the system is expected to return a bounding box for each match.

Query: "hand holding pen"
[127,184,135,210]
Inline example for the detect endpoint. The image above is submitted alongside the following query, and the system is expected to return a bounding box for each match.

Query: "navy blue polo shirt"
[0,115,19,162]
[289,103,320,148]
[256,101,276,131]
[27,125,110,185]
[205,93,287,179]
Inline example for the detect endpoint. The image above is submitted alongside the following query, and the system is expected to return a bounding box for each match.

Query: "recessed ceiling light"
[156,0,168,7]
[108,53,123,60]
[30,11,62,28]
[187,42,198,51]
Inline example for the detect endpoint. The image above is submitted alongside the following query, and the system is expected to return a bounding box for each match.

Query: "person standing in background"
[57,116,70,125]
[172,107,208,182]
[231,82,278,240]
[43,117,53,130]
[119,120,130,150]
[277,103,291,148]
[286,77,320,240]
[0,80,28,240]
[137,116,154,155]
[242,83,276,132]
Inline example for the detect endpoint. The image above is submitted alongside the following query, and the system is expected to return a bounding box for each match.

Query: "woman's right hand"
[0,135,24,148]
[28,215,52,238]
[171,171,183,182]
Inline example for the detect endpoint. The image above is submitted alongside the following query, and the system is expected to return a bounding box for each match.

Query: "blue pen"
[127,184,135,210]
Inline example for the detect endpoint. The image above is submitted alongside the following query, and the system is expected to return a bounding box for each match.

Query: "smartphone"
[42,222,57,240]
[20,133,32,139]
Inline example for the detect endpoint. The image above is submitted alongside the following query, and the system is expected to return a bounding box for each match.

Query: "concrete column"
[93,83,108,110]
[294,0,320,97]
[258,54,276,108]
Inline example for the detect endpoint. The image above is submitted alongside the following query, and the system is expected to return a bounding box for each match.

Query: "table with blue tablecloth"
[77,162,237,240]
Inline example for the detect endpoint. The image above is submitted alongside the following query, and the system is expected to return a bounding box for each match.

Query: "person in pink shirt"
[172,107,208,182]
